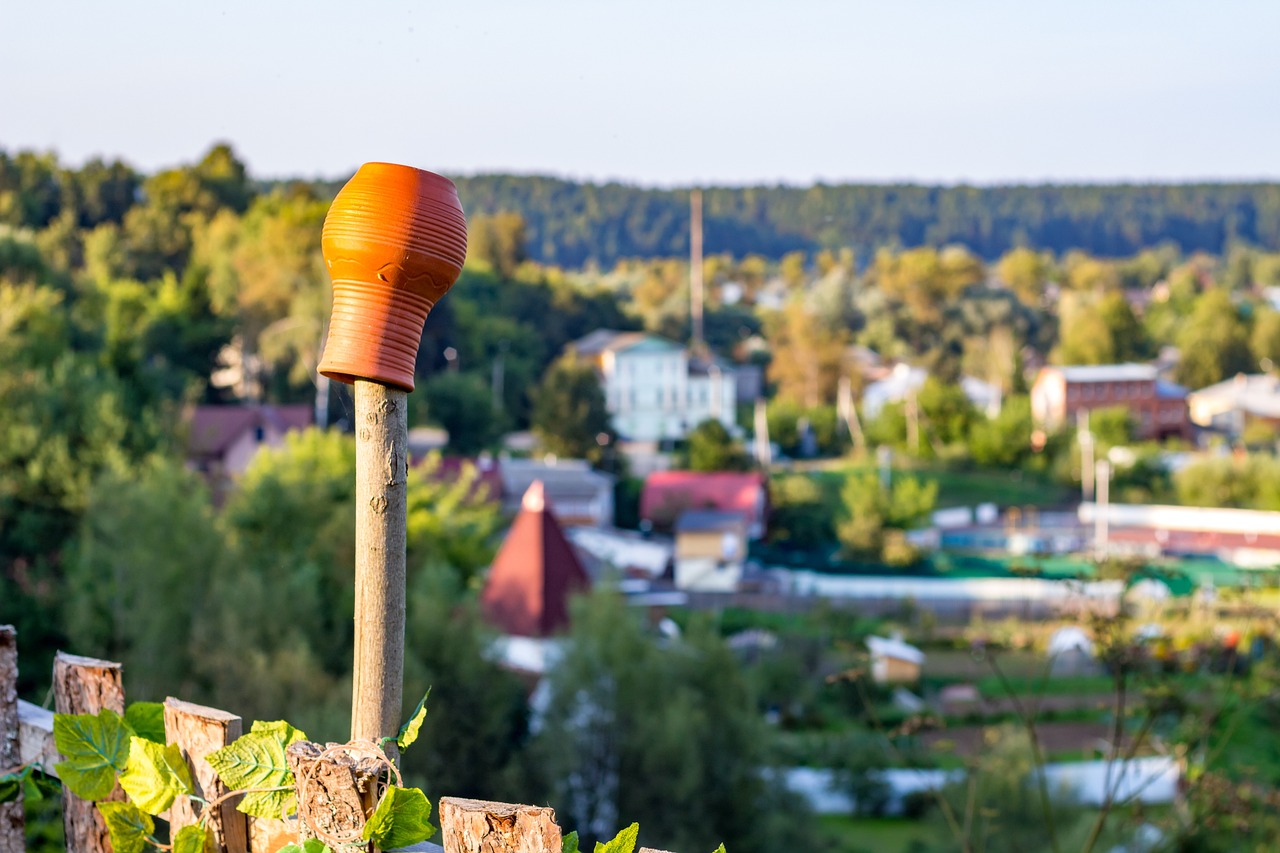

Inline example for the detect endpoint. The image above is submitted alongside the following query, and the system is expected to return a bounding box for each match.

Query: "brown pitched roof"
[187,404,313,459]
[481,481,592,637]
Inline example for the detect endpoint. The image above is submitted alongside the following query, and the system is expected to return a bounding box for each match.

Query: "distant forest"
[445,175,1280,268]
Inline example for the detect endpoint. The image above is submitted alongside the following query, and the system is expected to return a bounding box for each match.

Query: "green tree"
[466,211,529,278]
[968,395,1034,468]
[1175,289,1255,389]
[683,419,751,471]
[65,458,223,701]
[836,470,936,564]
[767,474,835,550]
[1056,290,1147,365]
[995,246,1053,305]
[765,298,849,408]
[1250,306,1280,369]
[532,590,814,853]
[421,371,505,455]
[531,356,612,462]
[400,564,530,804]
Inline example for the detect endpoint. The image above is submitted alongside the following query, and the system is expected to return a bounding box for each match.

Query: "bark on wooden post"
[54,653,125,853]
[438,798,561,853]
[286,741,387,850]
[163,698,249,853]
[351,381,408,750]
[0,627,22,853]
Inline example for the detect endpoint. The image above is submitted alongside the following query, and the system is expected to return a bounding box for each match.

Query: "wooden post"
[0,627,21,853]
[164,699,249,853]
[438,798,560,853]
[351,380,409,748]
[54,653,125,853]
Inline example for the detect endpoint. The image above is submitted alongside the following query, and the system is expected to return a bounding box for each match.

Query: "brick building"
[1031,364,1190,441]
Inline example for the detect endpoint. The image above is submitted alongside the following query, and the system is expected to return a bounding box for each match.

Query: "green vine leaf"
[172,825,209,853]
[97,801,154,853]
[397,689,430,751]
[26,770,63,802]
[562,830,580,853]
[712,845,727,853]
[362,785,436,849]
[0,774,19,805]
[119,737,195,815]
[123,702,167,745]
[54,709,132,801]
[276,839,332,853]
[594,823,639,853]
[206,721,305,819]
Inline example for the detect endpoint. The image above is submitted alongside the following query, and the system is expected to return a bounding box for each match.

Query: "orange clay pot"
[317,162,467,392]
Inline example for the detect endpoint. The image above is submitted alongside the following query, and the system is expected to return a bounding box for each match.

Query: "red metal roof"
[481,482,591,637]
[640,471,766,526]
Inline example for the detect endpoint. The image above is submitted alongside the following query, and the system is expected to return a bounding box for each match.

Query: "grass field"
[799,459,1073,509]
[817,816,933,853]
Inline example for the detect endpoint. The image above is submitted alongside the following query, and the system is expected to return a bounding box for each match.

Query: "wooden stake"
[351,380,408,747]
[164,698,249,853]
[54,653,125,853]
[0,627,21,853]
[438,798,560,853]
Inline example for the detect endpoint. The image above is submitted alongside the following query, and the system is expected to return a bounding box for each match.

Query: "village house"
[498,457,615,527]
[569,329,737,443]
[866,634,925,684]
[186,404,312,479]
[640,470,769,539]
[672,509,750,593]
[1186,373,1280,438]
[862,362,1002,419]
[1030,364,1191,441]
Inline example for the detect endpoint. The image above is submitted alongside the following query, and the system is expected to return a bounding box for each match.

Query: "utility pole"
[837,375,866,455]
[1095,459,1111,560]
[690,188,704,352]
[753,397,771,467]
[1078,408,1094,501]
[906,387,920,456]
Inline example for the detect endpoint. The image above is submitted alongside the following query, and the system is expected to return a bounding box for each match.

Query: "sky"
[3,0,1279,186]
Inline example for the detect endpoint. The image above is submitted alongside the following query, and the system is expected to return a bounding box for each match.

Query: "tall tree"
[765,298,849,408]
[1175,289,1254,389]
[532,590,813,853]
[531,356,613,462]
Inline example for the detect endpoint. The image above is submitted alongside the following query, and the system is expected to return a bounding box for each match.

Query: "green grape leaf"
[0,774,19,804]
[123,702,167,745]
[397,689,430,751]
[119,737,195,815]
[712,845,727,853]
[206,722,304,819]
[594,823,639,853]
[362,785,436,849]
[172,825,208,853]
[54,709,132,801]
[276,839,332,853]
[27,769,63,801]
[97,801,154,853]
[562,830,580,853]
[250,719,307,747]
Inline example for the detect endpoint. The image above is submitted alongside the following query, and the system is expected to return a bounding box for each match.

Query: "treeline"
[451,174,1280,267]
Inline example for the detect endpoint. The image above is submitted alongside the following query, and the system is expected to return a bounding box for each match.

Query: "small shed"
[866,634,925,685]
[1047,626,1100,676]
[673,509,749,592]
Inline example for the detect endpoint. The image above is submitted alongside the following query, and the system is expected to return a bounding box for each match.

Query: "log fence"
[0,626,649,853]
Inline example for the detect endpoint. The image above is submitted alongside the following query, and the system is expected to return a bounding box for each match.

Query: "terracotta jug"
[317,162,467,392]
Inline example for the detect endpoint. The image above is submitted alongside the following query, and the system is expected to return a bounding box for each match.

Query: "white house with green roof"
[570,330,738,443]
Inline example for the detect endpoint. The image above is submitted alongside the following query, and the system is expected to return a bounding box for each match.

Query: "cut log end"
[438,798,560,853]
